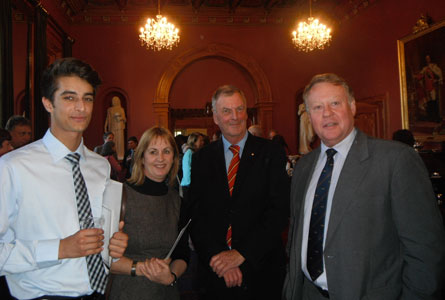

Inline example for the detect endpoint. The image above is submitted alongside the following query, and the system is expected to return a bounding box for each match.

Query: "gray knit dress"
[109,180,181,300]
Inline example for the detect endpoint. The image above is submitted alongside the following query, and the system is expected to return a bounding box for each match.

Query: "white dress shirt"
[0,129,110,299]
[301,129,356,291]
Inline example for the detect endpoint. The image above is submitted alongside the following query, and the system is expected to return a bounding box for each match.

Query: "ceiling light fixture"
[139,0,180,51]
[292,0,332,52]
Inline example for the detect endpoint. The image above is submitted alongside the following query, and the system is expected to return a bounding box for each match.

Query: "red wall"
[50,0,445,152]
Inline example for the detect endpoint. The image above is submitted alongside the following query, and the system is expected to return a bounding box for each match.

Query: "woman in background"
[180,132,204,198]
[109,126,189,300]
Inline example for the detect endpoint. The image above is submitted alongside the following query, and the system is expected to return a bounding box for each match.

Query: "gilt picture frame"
[397,19,445,138]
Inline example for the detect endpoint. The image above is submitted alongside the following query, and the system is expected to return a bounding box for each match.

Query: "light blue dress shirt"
[0,129,110,299]
[301,128,357,291]
[221,131,248,172]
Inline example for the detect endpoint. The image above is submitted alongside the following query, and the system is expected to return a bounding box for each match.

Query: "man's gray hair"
[303,73,355,108]
[211,85,247,112]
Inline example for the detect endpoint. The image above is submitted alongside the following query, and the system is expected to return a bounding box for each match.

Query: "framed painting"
[397,19,445,139]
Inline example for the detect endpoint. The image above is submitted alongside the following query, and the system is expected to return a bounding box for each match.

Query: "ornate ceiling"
[56,0,376,26]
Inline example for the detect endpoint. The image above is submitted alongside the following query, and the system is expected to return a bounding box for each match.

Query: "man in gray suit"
[283,73,445,299]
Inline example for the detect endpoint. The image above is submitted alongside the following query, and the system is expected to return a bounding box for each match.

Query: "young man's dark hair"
[5,115,31,131]
[128,136,138,144]
[40,57,102,103]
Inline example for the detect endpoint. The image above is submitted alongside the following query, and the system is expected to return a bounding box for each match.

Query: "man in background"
[190,85,289,300]
[0,58,128,300]
[124,136,138,178]
[5,115,32,149]
[283,73,445,299]
[0,129,13,157]
[94,131,114,155]
[247,125,263,137]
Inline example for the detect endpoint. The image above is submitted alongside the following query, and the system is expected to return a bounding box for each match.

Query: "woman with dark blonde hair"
[109,127,189,300]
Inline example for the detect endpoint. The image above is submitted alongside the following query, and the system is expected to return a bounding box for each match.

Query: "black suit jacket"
[190,133,290,299]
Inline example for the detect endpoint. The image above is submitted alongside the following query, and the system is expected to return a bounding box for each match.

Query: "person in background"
[0,129,13,157]
[124,136,138,179]
[202,134,210,147]
[283,73,445,300]
[180,132,204,200]
[109,126,189,300]
[212,130,221,142]
[247,125,263,138]
[0,57,128,300]
[94,131,114,154]
[392,129,415,147]
[190,85,290,300]
[5,115,32,149]
[101,141,124,182]
[268,128,278,140]
[272,134,293,177]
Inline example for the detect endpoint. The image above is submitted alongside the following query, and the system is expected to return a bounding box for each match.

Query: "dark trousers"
[0,276,13,300]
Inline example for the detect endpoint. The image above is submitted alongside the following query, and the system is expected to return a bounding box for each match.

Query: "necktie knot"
[65,153,81,165]
[229,145,240,155]
[326,148,337,160]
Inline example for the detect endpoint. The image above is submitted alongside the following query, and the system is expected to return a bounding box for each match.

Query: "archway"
[154,43,274,132]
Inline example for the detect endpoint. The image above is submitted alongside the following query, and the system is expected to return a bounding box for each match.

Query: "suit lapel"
[325,130,371,248]
[214,139,230,197]
[293,149,320,267]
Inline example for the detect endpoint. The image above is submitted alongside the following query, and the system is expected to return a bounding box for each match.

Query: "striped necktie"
[226,145,240,248]
[307,148,337,281]
[66,153,108,294]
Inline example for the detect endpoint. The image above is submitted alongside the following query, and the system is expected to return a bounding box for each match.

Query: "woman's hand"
[139,258,175,285]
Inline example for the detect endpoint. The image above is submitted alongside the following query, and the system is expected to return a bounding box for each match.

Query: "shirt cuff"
[35,238,62,268]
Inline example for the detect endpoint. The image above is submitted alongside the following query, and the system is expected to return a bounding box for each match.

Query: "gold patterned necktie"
[226,145,240,248]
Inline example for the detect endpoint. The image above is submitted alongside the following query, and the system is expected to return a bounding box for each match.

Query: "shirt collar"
[320,128,357,159]
[222,130,248,156]
[42,129,86,163]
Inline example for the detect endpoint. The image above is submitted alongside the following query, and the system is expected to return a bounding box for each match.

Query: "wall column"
[256,101,274,135]
[153,102,169,128]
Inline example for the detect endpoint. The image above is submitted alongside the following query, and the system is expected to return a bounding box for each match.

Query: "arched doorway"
[154,43,274,133]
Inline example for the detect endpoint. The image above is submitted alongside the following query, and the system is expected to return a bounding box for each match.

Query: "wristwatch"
[169,272,177,286]
[131,260,137,277]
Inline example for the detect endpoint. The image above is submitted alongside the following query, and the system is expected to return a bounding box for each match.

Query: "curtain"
[33,5,48,139]
[0,0,14,127]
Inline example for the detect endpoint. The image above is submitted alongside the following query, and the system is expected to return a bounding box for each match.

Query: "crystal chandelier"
[139,0,180,51]
[292,0,332,52]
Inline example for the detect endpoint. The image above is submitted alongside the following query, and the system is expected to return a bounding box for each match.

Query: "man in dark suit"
[283,73,445,299]
[123,136,138,178]
[190,85,290,300]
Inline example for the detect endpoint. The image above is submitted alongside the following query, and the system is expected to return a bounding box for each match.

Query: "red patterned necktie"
[226,145,240,248]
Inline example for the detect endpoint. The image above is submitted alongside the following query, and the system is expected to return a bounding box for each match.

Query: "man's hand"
[223,267,243,288]
[210,249,245,277]
[59,228,104,259]
[109,221,128,258]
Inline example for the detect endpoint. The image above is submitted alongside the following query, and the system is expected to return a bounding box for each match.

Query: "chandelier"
[139,0,180,51]
[292,0,332,52]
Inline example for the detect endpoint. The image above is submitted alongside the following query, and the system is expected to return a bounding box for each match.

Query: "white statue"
[105,96,126,160]
[298,103,315,155]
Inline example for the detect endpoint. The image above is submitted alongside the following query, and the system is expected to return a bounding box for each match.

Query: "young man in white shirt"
[0,58,128,300]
